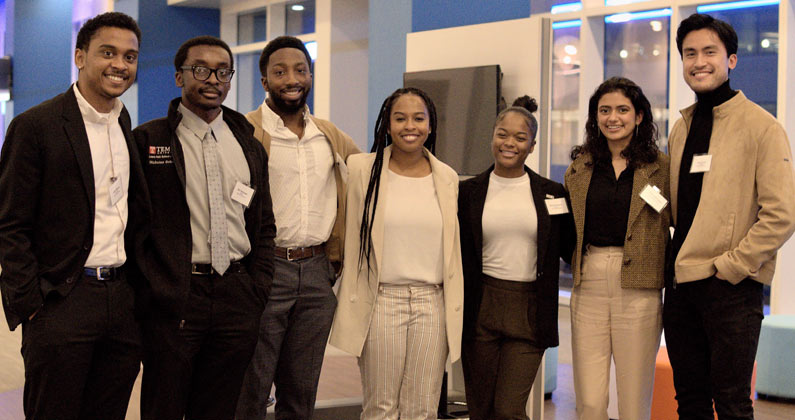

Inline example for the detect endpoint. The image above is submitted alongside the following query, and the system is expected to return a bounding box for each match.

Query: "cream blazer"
[329,146,464,362]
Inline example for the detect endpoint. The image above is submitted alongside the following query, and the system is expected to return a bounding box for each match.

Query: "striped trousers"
[358,283,448,420]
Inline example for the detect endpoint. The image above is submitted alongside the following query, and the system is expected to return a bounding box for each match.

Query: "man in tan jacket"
[235,36,360,420]
[665,13,795,420]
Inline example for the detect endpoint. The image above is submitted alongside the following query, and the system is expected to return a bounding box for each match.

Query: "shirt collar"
[260,99,310,133]
[178,102,225,140]
[73,83,123,124]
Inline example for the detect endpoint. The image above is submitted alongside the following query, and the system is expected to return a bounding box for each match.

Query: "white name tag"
[690,154,712,173]
[545,197,569,215]
[639,184,668,213]
[231,181,255,207]
[109,177,124,206]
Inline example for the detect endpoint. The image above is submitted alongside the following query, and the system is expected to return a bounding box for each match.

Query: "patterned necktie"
[201,130,230,275]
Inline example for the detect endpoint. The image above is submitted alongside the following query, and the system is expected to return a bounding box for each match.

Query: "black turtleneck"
[672,80,737,266]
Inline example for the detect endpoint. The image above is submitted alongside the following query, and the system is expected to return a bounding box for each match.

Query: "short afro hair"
[76,12,141,51]
[676,13,738,57]
[258,36,312,77]
[174,35,234,71]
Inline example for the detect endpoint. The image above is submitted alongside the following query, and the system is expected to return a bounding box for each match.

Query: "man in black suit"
[133,35,275,420]
[0,12,148,420]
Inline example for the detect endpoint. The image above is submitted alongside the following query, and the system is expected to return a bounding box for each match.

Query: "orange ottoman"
[651,346,756,420]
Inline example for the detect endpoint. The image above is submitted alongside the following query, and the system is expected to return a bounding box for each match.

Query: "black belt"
[84,266,121,281]
[191,261,244,276]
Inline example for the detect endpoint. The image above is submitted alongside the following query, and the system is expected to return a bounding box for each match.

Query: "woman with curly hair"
[565,77,671,420]
[329,87,463,420]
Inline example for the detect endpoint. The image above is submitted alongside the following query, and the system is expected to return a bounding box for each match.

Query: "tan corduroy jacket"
[246,105,361,266]
[669,91,795,285]
[565,151,671,289]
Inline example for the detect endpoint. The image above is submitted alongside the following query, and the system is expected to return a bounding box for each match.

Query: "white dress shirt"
[73,84,129,268]
[260,102,337,248]
[176,103,251,263]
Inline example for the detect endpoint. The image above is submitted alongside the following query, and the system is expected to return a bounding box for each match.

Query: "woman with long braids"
[458,96,574,420]
[329,87,463,420]
[565,77,670,420]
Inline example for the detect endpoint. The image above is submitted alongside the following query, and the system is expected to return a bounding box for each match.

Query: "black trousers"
[663,276,763,420]
[461,275,545,420]
[21,269,141,420]
[140,266,263,420]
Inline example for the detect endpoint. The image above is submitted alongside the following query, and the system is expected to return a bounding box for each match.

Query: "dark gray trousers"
[236,254,337,420]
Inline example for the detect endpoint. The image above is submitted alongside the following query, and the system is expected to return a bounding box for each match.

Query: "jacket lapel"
[529,169,550,267]
[62,87,95,211]
[469,170,490,264]
[626,160,659,232]
[428,150,456,271]
[567,156,593,245]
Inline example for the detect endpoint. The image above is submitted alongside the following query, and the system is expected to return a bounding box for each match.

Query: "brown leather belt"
[274,244,325,261]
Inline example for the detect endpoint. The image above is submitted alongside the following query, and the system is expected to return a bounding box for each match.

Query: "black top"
[584,161,634,247]
[672,80,737,262]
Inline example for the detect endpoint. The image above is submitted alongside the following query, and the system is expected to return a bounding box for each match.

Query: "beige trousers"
[358,284,448,420]
[571,246,662,420]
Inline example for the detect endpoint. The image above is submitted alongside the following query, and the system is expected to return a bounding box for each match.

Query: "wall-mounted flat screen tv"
[404,64,501,176]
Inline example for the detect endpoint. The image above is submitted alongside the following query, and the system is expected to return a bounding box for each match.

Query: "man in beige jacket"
[665,13,795,420]
[235,36,360,420]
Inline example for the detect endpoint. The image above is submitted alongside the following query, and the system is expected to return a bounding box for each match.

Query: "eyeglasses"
[180,65,235,83]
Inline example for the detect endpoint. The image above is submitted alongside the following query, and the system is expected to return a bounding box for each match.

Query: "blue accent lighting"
[552,19,582,29]
[605,8,672,23]
[551,2,583,14]
[697,0,779,13]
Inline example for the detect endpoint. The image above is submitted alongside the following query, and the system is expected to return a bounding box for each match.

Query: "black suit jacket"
[458,166,574,348]
[132,98,275,319]
[0,86,150,331]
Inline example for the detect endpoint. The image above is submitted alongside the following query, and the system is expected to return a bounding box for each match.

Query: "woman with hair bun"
[565,77,670,420]
[330,87,463,420]
[458,96,574,420]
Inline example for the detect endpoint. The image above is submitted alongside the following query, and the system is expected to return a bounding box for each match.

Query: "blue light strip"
[605,8,672,23]
[697,0,779,12]
[551,2,583,14]
[552,19,583,29]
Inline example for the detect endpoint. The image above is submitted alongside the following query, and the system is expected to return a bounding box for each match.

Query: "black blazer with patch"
[0,86,151,330]
[458,166,574,347]
[132,97,275,320]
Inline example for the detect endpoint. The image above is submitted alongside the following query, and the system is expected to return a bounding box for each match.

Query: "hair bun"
[512,95,538,113]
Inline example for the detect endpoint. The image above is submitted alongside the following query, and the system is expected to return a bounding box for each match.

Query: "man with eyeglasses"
[132,35,275,420]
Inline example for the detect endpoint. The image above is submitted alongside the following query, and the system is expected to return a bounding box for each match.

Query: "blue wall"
[411,0,529,32]
[367,0,411,149]
[136,0,219,124]
[13,0,72,116]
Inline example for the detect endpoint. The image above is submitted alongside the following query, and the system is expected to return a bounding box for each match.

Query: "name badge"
[545,197,569,215]
[690,154,712,173]
[639,184,668,213]
[231,181,255,207]
[109,177,124,206]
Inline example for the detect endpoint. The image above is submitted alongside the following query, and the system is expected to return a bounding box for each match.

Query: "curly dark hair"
[76,12,141,51]
[495,95,539,146]
[358,87,438,274]
[571,77,659,168]
[174,36,234,71]
[258,35,313,77]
